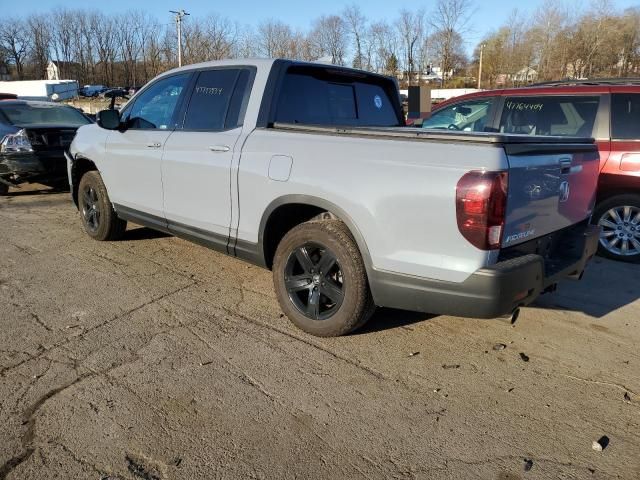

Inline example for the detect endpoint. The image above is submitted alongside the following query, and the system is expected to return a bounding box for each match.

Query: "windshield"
[422,98,495,132]
[0,103,90,127]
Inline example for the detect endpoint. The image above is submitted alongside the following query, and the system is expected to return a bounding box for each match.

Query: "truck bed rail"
[269,122,597,146]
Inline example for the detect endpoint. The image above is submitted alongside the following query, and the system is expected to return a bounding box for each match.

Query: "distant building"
[495,73,509,86]
[0,62,10,81]
[495,67,538,86]
[511,67,538,84]
[397,66,452,84]
[47,61,81,80]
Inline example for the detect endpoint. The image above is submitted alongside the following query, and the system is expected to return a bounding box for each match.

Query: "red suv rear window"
[499,96,600,137]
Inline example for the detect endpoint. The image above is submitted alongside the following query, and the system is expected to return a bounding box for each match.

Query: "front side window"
[611,93,640,140]
[182,69,247,131]
[422,98,495,132]
[125,73,190,130]
[499,96,600,137]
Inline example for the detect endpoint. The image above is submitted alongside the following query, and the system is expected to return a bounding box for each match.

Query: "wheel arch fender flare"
[70,154,100,208]
[258,194,375,279]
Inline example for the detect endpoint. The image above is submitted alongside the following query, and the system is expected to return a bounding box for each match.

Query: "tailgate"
[502,140,599,247]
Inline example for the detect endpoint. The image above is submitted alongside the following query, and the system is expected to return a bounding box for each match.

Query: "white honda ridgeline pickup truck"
[67,59,600,336]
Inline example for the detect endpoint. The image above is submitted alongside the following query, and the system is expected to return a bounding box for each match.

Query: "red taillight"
[456,171,508,250]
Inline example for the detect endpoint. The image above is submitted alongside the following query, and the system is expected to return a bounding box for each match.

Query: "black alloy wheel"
[77,171,127,241]
[284,243,345,321]
[272,219,375,337]
[81,185,101,233]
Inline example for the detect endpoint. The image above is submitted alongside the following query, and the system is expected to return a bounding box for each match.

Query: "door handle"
[559,158,572,174]
[147,142,162,148]
[209,145,230,153]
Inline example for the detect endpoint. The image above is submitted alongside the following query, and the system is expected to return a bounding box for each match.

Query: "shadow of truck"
[532,257,640,318]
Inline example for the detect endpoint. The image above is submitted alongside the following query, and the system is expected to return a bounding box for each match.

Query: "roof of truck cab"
[156,58,391,81]
[170,58,278,74]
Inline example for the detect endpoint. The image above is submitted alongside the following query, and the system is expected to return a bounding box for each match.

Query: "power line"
[170,9,190,67]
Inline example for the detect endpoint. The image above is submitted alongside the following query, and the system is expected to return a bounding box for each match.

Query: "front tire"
[78,171,127,241]
[593,194,640,263]
[273,219,375,337]
[0,183,8,196]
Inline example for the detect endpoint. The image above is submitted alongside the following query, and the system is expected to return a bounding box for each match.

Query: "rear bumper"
[370,223,600,318]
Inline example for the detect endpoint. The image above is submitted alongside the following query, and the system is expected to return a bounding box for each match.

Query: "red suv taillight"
[456,171,508,250]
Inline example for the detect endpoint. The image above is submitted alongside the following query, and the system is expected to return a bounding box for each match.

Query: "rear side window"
[422,98,495,132]
[274,66,401,127]
[611,93,640,140]
[499,96,600,137]
[182,69,251,131]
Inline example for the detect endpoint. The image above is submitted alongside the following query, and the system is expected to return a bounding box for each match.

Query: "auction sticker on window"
[505,100,543,112]
[374,95,383,109]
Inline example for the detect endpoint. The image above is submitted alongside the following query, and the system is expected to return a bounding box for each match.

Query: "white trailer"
[399,88,483,103]
[0,80,79,101]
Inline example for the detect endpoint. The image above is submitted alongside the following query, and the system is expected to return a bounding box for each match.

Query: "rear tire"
[273,219,375,337]
[78,171,127,241]
[0,183,8,196]
[593,194,640,263]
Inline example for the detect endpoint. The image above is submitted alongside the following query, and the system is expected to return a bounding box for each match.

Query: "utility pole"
[170,9,190,67]
[477,43,485,89]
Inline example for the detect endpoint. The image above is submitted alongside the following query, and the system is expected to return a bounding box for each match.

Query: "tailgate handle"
[560,158,572,174]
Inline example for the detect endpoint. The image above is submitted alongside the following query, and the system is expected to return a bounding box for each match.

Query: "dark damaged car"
[0,100,92,195]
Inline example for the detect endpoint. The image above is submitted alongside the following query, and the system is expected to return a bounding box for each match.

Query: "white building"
[47,61,80,81]
[511,67,538,84]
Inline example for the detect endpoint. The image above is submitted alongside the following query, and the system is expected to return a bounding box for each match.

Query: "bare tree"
[206,15,239,60]
[343,5,367,69]
[92,13,118,85]
[0,18,30,79]
[619,7,640,76]
[368,21,398,74]
[429,0,474,85]
[258,20,296,58]
[50,9,79,80]
[27,14,51,79]
[310,15,348,64]
[234,25,259,58]
[396,9,425,85]
[1,3,636,88]
[529,0,568,80]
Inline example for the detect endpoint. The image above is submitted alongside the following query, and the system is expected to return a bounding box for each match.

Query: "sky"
[5,0,640,52]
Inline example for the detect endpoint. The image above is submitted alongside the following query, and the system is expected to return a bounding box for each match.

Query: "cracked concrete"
[1,185,640,479]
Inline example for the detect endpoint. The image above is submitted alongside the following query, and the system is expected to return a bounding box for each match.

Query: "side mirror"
[96,109,121,130]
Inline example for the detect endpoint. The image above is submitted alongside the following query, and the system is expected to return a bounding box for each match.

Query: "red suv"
[422,80,640,263]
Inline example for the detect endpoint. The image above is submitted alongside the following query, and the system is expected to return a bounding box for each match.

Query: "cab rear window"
[499,96,600,137]
[274,66,402,127]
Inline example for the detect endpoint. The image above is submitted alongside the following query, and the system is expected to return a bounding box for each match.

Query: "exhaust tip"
[499,307,521,325]
[510,308,521,325]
